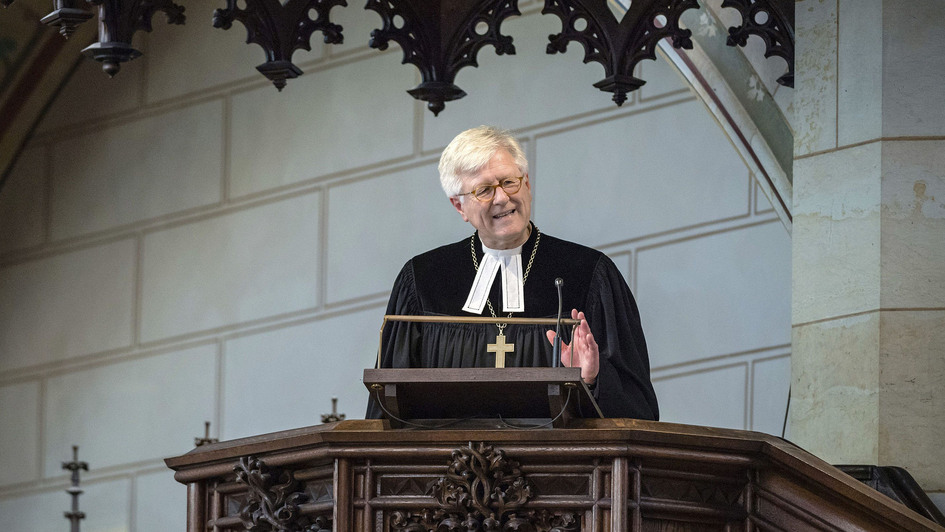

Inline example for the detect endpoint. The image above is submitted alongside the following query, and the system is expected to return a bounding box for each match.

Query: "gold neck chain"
[470,227,541,334]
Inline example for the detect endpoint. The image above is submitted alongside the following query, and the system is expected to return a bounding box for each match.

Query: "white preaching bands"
[462,244,525,314]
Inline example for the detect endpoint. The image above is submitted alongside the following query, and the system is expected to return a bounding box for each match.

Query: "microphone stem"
[553,278,563,367]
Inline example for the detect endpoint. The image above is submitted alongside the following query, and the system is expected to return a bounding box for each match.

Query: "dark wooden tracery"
[212,0,346,91]
[2,0,795,111]
[366,0,520,115]
[722,0,794,87]
[543,0,699,106]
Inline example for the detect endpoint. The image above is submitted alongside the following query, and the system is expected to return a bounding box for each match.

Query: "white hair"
[438,126,528,198]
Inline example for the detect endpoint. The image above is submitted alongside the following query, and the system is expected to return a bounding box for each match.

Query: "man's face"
[450,148,532,249]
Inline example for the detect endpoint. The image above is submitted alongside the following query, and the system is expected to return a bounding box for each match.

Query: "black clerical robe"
[366,226,659,420]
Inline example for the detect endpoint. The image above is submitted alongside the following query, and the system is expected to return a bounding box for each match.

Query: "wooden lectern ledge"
[165,417,944,531]
[364,367,603,429]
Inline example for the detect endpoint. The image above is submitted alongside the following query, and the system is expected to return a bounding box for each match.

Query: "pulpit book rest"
[369,314,600,428]
[364,366,603,429]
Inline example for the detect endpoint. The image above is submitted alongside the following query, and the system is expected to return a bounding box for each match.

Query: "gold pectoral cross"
[487,333,515,368]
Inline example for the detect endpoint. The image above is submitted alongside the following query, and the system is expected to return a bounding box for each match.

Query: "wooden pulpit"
[165,416,943,531]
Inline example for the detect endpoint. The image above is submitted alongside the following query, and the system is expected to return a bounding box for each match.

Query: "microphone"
[553,278,564,367]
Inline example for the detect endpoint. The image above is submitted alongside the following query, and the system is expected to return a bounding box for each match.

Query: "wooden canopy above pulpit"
[165,416,942,531]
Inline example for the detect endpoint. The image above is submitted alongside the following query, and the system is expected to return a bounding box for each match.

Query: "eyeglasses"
[457,176,525,202]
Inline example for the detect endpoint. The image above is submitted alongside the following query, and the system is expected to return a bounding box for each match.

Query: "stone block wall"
[792,0,945,507]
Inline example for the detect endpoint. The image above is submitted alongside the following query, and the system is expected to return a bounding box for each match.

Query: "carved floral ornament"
[233,456,331,532]
[390,442,580,532]
[1,0,793,110]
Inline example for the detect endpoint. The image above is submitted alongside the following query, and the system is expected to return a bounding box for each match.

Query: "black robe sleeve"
[585,255,659,420]
[365,260,421,419]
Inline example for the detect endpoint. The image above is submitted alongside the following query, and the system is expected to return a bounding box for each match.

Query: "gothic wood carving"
[40,0,94,39]
[390,508,580,532]
[81,0,185,77]
[212,0,346,91]
[387,442,583,531]
[641,475,745,508]
[233,455,330,531]
[543,0,699,106]
[365,0,520,116]
[435,442,533,518]
[721,0,794,87]
[167,420,945,532]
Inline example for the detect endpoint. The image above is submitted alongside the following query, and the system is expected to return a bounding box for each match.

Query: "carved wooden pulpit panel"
[165,419,942,531]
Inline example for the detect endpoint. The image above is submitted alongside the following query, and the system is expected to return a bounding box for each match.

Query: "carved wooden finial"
[321,397,346,424]
[80,0,185,77]
[194,421,219,447]
[62,445,89,532]
[39,0,94,40]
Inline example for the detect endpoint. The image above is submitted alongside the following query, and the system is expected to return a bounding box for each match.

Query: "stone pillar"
[791,0,945,495]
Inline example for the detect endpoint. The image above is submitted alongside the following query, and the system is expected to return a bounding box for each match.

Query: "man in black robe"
[366,126,658,421]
